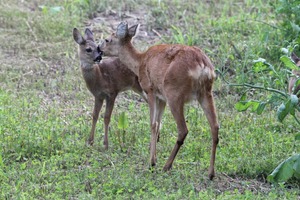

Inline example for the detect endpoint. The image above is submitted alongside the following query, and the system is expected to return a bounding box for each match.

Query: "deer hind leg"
[156,99,166,142]
[88,98,104,145]
[147,92,164,167]
[198,92,219,180]
[103,95,117,150]
[163,98,187,171]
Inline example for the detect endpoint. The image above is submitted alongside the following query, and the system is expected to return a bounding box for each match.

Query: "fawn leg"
[88,98,103,145]
[103,95,117,150]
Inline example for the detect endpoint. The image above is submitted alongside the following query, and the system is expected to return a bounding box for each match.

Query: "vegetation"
[0,0,299,199]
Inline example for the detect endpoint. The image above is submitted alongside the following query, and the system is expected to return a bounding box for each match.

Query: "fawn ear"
[128,24,140,38]
[84,28,94,41]
[116,21,128,39]
[73,28,85,45]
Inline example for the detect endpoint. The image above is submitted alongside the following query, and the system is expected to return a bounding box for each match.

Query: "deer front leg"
[88,98,104,145]
[103,95,117,150]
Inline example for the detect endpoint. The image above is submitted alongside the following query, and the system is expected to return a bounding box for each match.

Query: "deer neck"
[80,61,103,84]
[118,42,142,76]
[79,54,95,70]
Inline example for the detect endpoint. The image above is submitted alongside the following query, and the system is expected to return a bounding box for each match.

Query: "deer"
[288,52,300,96]
[100,22,219,180]
[73,27,146,150]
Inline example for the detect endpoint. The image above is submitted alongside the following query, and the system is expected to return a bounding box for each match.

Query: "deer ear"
[84,28,94,41]
[128,24,140,38]
[116,21,128,39]
[73,28,85,45]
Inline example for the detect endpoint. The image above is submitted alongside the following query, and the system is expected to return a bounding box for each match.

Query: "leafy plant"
[116,112,129,150]
[275,0,300,42]
[233,48,300,125]
[229,44,300,184]
[267,154,300,183]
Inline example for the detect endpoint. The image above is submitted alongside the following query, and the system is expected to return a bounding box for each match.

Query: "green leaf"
[235,101,252,112]
[39,5,48,14]
[252,60,267,73]
[251,101,260,112]
[118,112,129,130]
[294,155,300,179]
[235,100,265,114]
[291,22,300,33]
[290,94,299,106]
[240,93,247,101]
[280,55,299,70]
[253,58,275,73]
[277,103,289,122]
[295,134,300,141]
[235,101,250,112]
[256,102,266,115]
[267,154,300,183]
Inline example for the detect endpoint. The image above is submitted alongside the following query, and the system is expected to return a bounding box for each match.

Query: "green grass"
[0,0,299,199]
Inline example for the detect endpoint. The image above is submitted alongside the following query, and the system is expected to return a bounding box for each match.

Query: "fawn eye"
[105,39,111,43]
[86,48,92,53]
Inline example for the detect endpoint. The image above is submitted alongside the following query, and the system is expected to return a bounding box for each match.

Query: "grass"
[0,0,299,199]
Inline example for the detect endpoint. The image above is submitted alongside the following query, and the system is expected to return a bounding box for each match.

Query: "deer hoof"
[86,139,94,146]
[208,173,215,180]
[162,164,172,172]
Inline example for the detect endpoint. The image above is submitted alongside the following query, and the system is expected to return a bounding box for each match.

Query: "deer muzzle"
[93,49,103,63]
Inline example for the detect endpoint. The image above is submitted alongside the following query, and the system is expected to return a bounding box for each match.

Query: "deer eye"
[86,48,92,53]
[105,39,111,43]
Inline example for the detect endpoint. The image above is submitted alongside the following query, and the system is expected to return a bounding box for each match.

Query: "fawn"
[100,22,219,180]
[289,52,300,96]
[73,27,145,149]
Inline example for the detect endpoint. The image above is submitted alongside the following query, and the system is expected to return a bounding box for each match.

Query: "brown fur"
[101,22,219,179]
[73,28,145,149]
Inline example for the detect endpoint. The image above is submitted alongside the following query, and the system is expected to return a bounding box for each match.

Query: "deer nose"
[94,55,102,62]
[93,51,103,63]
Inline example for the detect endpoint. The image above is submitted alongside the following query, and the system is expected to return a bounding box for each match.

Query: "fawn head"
[99,22,139,57]
[73,28,104,65]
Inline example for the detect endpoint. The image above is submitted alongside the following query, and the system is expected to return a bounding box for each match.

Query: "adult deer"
[101,22,219,179]
[288,52,300,96]
[73,28,145,150]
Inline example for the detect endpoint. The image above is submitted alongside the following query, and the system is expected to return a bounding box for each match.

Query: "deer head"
[73,28,104,66]
[98,22,140,58]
